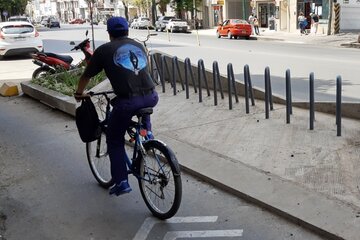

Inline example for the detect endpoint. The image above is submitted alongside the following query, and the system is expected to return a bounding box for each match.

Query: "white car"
[130,18,138,29]
[165,19,189,33]
[133,17,151,29]
[0,21,43,59]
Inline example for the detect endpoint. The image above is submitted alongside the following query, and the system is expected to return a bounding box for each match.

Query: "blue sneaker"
[109,180,132,196]
[147,131,154,140]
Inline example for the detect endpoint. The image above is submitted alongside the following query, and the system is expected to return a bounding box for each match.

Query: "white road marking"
[133,216,218,240]
[163,229,244,239]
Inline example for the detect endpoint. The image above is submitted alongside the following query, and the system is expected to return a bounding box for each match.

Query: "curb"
[159,134,360,240]
[340,42,360,48]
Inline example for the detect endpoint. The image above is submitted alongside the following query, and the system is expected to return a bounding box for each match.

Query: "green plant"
[31,70,106,96]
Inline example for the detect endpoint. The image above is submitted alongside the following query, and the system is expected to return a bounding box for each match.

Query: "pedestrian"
[248,13,255,35]
[253,15,260,35]
[311,13,319,34]
[74,16,158,196]
[298,12,307,35]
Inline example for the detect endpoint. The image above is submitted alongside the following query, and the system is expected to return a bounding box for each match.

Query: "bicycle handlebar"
[88,90,115,97]
[134,33,157,44]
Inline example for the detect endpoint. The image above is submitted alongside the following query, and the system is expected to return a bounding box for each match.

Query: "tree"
[157,0,171,16]
[0,0,29,21]
[170,0,201,20]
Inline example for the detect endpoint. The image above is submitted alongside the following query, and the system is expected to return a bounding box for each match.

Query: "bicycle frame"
[90,91,162,182]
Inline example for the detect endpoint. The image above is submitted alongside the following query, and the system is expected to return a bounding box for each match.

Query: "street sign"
[2,11,8,17]
[134,216,243,240]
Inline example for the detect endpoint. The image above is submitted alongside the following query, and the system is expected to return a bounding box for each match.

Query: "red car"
[69,18,86,24]
[216,19,252,39]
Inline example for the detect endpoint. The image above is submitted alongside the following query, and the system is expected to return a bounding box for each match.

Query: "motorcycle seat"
[43,52,73,64]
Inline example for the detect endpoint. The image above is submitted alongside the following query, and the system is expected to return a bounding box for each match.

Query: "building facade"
[25,0,360,31]
[203,0,360,32]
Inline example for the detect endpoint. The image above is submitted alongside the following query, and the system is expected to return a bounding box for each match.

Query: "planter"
[21,78,111,117]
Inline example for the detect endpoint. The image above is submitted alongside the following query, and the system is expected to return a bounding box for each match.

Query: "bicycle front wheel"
[138,140,182,219]
[86,132,114,188]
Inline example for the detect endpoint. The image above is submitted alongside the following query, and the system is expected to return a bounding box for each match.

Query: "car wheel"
[246,36,250,40]
[216,31,221,38]
[0,55,4,60]
[227,31,233,39]
[155,27,158,32]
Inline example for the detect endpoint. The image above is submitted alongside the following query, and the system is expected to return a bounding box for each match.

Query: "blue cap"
[107,17,128,32]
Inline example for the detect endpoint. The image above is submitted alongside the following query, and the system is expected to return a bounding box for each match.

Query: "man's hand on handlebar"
[74,92,91,102]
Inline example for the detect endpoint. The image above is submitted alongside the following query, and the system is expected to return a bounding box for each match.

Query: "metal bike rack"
[227,63,239,110]
[212,61,224,106]
[243,64,256,113]
[336,75,342,136]
[197,59,210,103]
[172,56,185,95]
[149,52,160,85]
[244,64,255,107]
[264,67,271,118]
[309,72,315,130]
[160,55,172,88]
[184,58,197,99]
[285,69,293,124]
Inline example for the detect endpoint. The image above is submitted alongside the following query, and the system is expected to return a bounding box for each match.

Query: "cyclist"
[74,16,159,196]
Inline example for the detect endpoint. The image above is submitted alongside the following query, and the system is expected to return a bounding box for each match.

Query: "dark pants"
[106,90,159,184]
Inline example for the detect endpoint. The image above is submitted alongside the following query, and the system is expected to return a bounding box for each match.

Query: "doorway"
[258,2,276,28]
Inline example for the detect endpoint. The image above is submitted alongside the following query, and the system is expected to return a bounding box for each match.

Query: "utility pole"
[88,0,95,50]
[327,0,334,35]
[193,0,196,29]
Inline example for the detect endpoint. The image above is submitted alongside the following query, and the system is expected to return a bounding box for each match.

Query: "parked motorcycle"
[31,31,93,79]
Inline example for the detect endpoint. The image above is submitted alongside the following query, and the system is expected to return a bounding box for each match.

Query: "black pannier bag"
[75,98,101,142]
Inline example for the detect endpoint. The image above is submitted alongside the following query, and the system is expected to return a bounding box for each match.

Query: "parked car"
[47,17,60,28]
[69,18,86,24]
[155,16,175,32]
[216,19,252,39]
[8,16,31,23]
[136,17,151,29]
[130,18,138,29]
[40,17,49,26]
[0,21,43,59]
[90,19,98,25]
[165,18,189,33]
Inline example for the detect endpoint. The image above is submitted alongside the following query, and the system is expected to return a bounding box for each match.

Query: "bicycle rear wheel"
[86,132,113,188]
[138,140,182,219]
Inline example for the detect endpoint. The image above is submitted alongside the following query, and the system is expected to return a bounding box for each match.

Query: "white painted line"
[166,216,218,223]
[163,229,244,239]
[133,216,219,240]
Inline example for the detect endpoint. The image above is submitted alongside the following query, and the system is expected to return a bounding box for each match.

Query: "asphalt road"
[0,94,328,239]
[2,24,360,102]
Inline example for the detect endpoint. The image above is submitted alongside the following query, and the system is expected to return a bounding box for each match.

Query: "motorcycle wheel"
[32,67,55,79]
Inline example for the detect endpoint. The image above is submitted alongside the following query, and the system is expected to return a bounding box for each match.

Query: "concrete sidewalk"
[191,27,360,48]
[151,83,360,240]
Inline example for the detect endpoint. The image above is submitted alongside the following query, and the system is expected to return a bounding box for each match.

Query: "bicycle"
[133,32,161,85]
[85,90,182,220]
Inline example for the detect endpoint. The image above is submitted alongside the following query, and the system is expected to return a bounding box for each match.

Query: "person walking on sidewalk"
[311,13,319,34]
[248,13,255,35]
[253,15,260,35]
[298,12,307,35]
[74,17,159,196]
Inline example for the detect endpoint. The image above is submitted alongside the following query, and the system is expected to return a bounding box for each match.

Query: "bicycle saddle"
[134,107,153,117]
